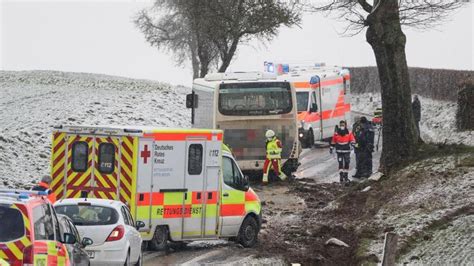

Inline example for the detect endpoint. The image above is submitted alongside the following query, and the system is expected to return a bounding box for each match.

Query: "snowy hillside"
[352,93,474,146]
[0,71,190,188]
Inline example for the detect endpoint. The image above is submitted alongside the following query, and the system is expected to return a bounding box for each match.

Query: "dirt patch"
[255,148,473,265]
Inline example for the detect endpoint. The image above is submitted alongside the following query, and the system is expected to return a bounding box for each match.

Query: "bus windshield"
[218,82,292,116]
[296,92,309,112]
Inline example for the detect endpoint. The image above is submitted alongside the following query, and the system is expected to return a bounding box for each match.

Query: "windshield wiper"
[269,109,283,114]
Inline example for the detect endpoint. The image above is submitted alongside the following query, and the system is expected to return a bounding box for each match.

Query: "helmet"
[265,129,275,139]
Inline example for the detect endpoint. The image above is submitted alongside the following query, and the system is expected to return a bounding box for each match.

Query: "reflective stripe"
[266,139,282,159]
[143,132,223,141]
[293,78,344,88]
[51,132,67,199]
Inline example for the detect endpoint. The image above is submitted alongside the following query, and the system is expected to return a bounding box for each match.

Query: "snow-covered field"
[352,93,474,146]
[0,70,190,188]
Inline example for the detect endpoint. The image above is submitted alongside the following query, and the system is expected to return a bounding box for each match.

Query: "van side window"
[72,141,88,172]
[311,92,318,110]
[222,156,244,190]
[33,204,55,240]
[188,144,203,175]
[98,143,115,174]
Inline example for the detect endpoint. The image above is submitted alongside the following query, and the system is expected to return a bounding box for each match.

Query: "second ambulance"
[50,126,262,249]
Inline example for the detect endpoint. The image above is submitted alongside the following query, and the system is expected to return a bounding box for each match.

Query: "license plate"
[87,251,95,259]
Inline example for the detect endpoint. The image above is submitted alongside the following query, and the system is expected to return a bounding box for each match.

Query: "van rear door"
[56,134,134,203]
[92,136,121,200]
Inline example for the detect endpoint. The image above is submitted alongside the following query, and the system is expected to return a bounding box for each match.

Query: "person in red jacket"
[31,175,57,204]
[330,120,356,184]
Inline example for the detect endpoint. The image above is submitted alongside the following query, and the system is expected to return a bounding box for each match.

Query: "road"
[294,140,382,183]
[143,241,274,265]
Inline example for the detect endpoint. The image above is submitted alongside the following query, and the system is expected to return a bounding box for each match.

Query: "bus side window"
[72,141,89,172]
[188,144,203,175]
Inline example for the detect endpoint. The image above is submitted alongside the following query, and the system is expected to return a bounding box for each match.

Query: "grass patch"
[396,204,474,261]
[355,238,379,265]
[385,143,474,175]
[456,156,474,167]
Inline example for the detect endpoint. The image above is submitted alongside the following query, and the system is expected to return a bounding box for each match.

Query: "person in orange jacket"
[32,175,57,204]
[330,120,356,184]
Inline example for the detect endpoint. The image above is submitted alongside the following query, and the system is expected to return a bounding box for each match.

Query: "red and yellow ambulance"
[0,190,70,265]
[50,126,262,249]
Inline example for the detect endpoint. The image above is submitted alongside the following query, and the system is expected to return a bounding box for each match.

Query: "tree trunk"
[218,39,239,73]
[366,0,419,173]
[456,83,474,131]
[189,40,200,79]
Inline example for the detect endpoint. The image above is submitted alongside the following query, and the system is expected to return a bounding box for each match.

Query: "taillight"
[106,225,124,242]
[22,245,33,266]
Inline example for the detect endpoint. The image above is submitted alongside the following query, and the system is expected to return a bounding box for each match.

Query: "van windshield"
[296,92,309,112]
[55,205,118,226]
[218,82,292,116]
[0,206,25,242]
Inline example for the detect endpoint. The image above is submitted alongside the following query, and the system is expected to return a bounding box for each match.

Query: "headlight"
[299,133,304,138]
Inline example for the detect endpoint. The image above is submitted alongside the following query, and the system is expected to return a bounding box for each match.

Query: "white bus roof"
[193,71,289,89]
[54,125,222,137]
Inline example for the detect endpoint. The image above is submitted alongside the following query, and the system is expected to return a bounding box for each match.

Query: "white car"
[54,198,144,266]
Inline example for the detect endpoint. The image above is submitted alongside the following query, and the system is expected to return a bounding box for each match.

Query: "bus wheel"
[238,216,259,248]
[148,226,169,251]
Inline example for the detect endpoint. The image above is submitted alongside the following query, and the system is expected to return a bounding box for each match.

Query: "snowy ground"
[0,70,190,188]
[352,93,474,146]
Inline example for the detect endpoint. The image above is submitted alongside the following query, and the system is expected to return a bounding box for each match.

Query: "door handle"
[223,193,229,197]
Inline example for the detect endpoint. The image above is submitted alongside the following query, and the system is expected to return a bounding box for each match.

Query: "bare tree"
[306,0,466,173]
[135,0,301,78]
[135,1,219,78]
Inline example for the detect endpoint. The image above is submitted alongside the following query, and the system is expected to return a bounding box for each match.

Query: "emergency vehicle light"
[310,76,320,84]
[124,128,143,133]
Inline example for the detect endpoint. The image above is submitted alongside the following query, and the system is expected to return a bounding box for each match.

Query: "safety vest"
[266,138,282,159]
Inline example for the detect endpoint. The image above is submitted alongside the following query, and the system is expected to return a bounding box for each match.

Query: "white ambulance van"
[265,62,352,148]
[50,126,262,249]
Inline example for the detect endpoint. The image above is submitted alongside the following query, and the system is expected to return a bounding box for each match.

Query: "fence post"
[381,232,398,266]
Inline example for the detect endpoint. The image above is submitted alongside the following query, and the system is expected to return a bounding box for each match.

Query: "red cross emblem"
[141,145,151,164]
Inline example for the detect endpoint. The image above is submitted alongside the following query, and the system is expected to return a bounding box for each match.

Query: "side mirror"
[62,233,77,245]
[309,103,318,113]
[186,93,198,109]
[81,237,93,247]
[243,175,250,191]
[136,221,146,230]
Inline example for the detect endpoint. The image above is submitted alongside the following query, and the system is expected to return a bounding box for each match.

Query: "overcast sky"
[1,0,472,86]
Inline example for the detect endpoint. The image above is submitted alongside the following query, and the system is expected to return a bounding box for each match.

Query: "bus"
[186,72,300,175]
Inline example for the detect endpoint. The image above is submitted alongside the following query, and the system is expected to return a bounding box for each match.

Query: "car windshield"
[218,82,292,116]
[296,92,309,112]
[0,205,25,242]
[55,205,118,226]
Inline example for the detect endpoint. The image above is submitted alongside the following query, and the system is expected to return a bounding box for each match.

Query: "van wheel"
[148,226,168,251]
[237,216,259,248]
[124,250,131,266]
[134,250,143,266]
